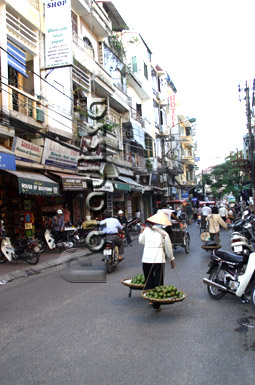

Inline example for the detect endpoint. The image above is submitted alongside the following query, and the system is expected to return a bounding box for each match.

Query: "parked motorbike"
[12,236,40,265]
[203,248,255,306]
[0,224,40,265]
[44,225,80,250]
[126,218,141,235]
[76,219,98,245]
[230,222,255,257]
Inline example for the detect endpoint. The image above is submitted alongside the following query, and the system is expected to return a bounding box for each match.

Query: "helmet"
[57,209,63,215]
[118,210,123,215]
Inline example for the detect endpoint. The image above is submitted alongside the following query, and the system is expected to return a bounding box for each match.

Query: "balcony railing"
[6,11,38,52]
[8,86,43,123]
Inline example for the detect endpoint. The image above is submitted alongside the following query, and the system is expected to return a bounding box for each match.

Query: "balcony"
[6,11,38,53]
[7,85,44,127]
[72,0,112,38]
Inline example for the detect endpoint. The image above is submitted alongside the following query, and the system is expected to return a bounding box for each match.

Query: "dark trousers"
[124,228,132,244]
[143,263,165,309]
[107,234,124,255]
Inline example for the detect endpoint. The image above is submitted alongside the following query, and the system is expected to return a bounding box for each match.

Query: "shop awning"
[48,172,87,191]
[113,181,131,191]
[117,176,144,192]
[6,170,60,196]
[7,41,28,78]
[0,145,16,171]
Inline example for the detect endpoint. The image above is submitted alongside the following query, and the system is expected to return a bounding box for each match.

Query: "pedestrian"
[219,204,228,222]
[139,211,175,312]
[117,210,132,246]
[206,206,228,244]
[63,203,72,226]
[185,203,193,224]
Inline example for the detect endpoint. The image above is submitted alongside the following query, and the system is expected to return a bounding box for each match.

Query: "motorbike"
[76,219,98,245]
[230,222,255,257]
[85,229,125,273]
[43,225,80,250]
[203,248,255,306]
[126,218,141,235]
[102,233,125,273]
[0,224,40,265]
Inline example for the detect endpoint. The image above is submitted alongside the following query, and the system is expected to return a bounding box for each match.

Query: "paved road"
[0,223,254,385]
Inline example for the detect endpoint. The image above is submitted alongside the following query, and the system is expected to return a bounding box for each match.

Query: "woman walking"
[139,211,175,312]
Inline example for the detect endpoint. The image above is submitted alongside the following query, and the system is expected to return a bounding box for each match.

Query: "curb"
[0,248,93,285]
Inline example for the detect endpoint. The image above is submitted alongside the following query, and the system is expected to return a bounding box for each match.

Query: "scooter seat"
[214,249,246,264]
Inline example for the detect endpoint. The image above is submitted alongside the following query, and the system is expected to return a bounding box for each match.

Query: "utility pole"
[245,82,255,211]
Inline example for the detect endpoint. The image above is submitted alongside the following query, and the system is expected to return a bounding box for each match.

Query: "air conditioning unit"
[36,108,44,123]
[156,92,161,100]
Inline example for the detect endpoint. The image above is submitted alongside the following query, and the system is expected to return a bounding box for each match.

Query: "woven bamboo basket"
[142,289,186,305]
[121,278,145,291]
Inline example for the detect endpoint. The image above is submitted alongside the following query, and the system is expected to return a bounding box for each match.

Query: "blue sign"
[181,191,189,199]
[0,153,16,170]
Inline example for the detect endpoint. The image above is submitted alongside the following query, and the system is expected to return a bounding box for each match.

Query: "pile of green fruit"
[145,285,184,300]
[131,274,145,285]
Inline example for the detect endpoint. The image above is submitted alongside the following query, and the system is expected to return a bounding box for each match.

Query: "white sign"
[168,93,178,127]
[42,138,79,170]
[93,180,114,192]
[12,137,43,164]
[45,0,72,68]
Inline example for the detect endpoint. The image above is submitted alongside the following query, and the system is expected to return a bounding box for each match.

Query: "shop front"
[0,170,60,238]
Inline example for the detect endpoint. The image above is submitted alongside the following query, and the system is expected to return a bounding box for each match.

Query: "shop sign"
[0,152,16,170]
[62,177,87,191]
[93,180,114,192]
[45,0,72,68]
[78,160,102,171]
[12,137,43,164]
[42,138,79,170]
[168,93,178,127]
[17,177,59,196]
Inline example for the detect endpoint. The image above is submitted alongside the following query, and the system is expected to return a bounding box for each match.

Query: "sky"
[113,0,255,170]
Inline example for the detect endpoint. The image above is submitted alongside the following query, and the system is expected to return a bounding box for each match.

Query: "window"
[144,62,148,79]
[136,103,142,118]
[132,56,137,72]
[71,11,78,35]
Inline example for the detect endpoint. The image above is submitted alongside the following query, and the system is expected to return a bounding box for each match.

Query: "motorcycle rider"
[52,209,65,244]
[201,203,212,229]
[117,210,132,246]
[100,209,125,260]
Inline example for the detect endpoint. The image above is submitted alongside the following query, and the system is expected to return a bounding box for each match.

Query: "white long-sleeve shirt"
[139,225,174,263]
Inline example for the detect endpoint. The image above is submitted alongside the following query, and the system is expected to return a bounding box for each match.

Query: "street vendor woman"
[139,211,175,312]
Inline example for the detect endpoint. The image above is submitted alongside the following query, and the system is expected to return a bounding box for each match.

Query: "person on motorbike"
[52,209,65,243]
[100,210,125,260]
[117,210,132,246]
[201,203,212,229]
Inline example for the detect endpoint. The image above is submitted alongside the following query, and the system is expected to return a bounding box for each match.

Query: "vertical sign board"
[45,0,72,68]
[168,93,178,128]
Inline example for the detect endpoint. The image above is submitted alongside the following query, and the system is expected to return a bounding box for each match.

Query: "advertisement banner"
[0,152,16,170]
[45,0,72,68]
[12,137,43,164]
[41,138,79,170]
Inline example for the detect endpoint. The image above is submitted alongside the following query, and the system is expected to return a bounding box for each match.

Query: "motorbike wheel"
[131,225,140,235]
[105,258,113,274]
[184,233,190,254]
[250,284,255,308]
[25,251,40,265]
[37,238,48,253]
[207,266,227,299]
[0,253,7,263]
[70,237,79,248]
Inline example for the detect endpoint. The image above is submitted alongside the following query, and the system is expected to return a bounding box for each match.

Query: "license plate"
[34,246,40,253]
[103,249,112,255]
[234,245,242,252]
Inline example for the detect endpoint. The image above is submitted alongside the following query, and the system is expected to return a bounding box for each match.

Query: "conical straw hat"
[146,211,172,226]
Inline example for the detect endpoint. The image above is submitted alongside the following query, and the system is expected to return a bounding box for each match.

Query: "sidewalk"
[0,247,90,285]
